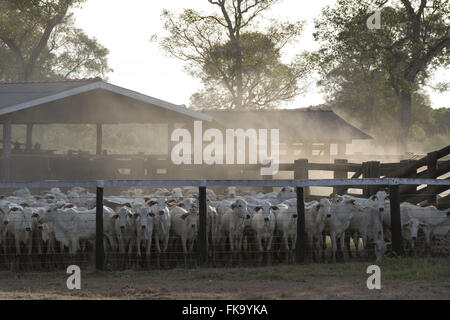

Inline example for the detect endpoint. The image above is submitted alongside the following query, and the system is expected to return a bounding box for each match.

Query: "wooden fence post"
[294,159,310,199]
[389,184,404,256]
[296,186,306,263]
[96,184,105,270]
[333,159,348,195]
[362,161,381,197]
[262,174,273,193]
[427,151,439,205]
[198,186,208,266]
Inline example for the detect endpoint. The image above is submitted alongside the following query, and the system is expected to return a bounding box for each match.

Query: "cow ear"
[11,207,19,212]
[149,212,155,217]
[31,213,39,218]
[371,195,377,201]
[231,203,236,209]
[112,214,119,220]
[147,200,157,207]
[254,207,262,212]
[181,213,189,220]
[316,204,321,211]
[178,203,185,208]
[447,212,450,216]
[271,206,279,211]
[144,197,151,203]
[281,187,286,192]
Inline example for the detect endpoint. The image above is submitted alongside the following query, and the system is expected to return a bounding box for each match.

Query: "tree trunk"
[234,36,243,110]
[397,90,413,155]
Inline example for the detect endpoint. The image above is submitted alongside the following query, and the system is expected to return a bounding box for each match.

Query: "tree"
[0,0,111,81]
[157,0,309,110]
[313,0,450,152]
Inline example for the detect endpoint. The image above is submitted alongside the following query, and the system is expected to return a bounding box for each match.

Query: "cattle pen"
[0,177,448,272]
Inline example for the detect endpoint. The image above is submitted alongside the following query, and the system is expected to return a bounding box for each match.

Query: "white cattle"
[226,187,238,198]
[38,205,116,257]
[250,200,276,263]
[277,186,296,203]
[403,204,450,250]
[218,199,250,263]
[134,206,154,260]
[207,204,220,255]
[383,202,424,251]
[170,206,199,267]
[6,205,33,256]
[0,207,9,254]
[325,198,359,262]
[112,205,136,268]
[171,188,184,201]
[305,199,331,261]
[147,198,171,268]
[24,207,46,255]
[274,203,298,262]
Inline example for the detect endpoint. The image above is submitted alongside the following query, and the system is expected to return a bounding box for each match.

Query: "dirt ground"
[0,258,449,300]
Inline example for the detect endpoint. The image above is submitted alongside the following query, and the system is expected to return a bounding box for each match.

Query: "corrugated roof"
[0,78,100,109]
[203,109,372,141]
[0,79,212,122]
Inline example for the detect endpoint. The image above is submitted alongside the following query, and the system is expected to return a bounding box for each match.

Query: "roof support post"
[2,118,11,158]
[26,124,33,151]
[96,124,103,156]
[2,118,11,181]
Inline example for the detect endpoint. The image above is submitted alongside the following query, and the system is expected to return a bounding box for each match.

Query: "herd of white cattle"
[0,186,449,270]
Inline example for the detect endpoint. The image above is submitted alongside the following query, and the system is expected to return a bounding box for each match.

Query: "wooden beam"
[333,159,348,195]
[296,186,306,263]
[96,124,103,156]
[389,185,404,256]
[26,124,33,151]
[2,119,11,158]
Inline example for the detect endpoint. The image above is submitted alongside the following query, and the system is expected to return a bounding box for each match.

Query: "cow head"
[232,199,249,219]
[370,191,388,212]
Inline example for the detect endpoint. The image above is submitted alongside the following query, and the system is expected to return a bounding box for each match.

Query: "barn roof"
[203,108,372,141]
[0,78,212,123]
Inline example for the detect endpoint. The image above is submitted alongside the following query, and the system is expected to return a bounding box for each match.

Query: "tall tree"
[157,0,309,110]
[0,0,111,81]
[313,0,450,152]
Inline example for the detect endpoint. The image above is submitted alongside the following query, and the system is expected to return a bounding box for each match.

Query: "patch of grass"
[377,257,450,281]
[248,268,306,282]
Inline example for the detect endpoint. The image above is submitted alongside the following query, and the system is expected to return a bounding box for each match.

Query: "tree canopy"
[157,0,310,110]
[0,0,112,82]
[312,0,450,152]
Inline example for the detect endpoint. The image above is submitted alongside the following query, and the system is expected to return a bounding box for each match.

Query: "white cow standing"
[147,198,171,268]
[274,202,298,263]
[250,200,276,265]
[170,206,199,268]
[218,199,250,266]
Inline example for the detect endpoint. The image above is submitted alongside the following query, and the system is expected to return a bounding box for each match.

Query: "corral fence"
[278,145,450,208]
[0,177,448,271]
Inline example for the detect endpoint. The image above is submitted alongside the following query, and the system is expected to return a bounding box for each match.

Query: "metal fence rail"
[0,178,448,270]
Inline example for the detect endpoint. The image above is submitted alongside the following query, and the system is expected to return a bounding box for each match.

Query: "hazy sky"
[72,0,450,109]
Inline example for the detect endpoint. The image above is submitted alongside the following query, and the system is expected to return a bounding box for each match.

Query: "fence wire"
[0,183,448,271]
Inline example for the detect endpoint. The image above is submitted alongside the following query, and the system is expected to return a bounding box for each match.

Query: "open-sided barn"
[0,78,372,181]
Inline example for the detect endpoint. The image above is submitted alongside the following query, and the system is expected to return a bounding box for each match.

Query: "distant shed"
[204,109,372,161]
